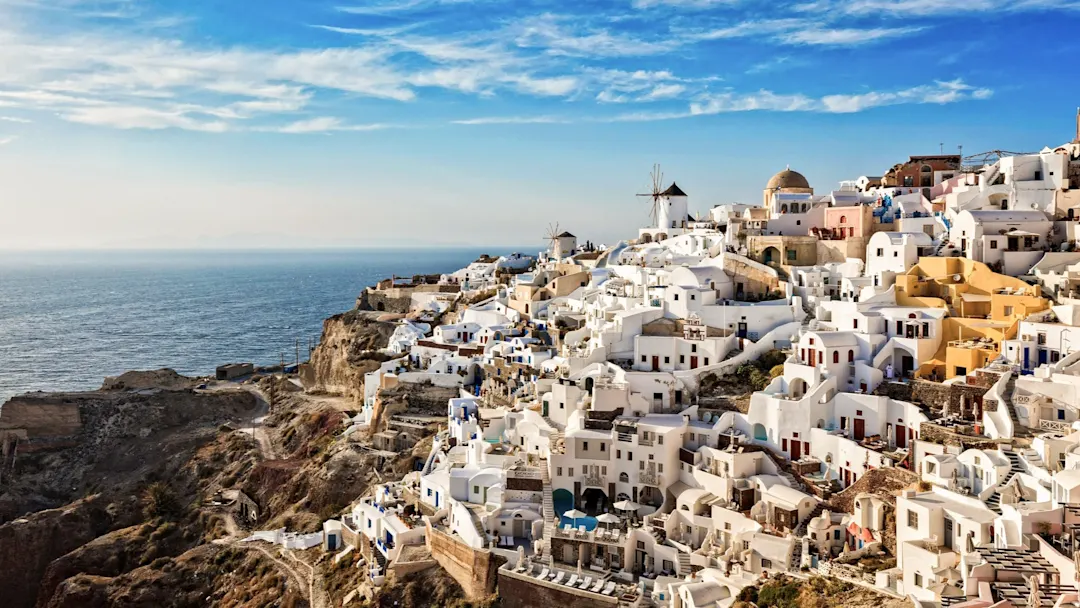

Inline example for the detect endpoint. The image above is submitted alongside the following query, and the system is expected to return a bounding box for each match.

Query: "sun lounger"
[565,574,578,587]
[602,581,616,595]
[551,572,565,585]
[535,568,549,580]
[578,525,587,536]
[579,576,593,590]
[590,578,605,593]
[562,524,573,534]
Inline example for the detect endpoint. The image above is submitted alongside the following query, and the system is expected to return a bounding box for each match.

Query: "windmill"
[636,163,665,229]
[544,222,562,259]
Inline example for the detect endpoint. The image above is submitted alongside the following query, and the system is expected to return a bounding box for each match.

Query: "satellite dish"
[953,275,961,282]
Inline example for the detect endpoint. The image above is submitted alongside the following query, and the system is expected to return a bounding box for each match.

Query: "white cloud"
[796,0,1080,16]
[0,135,17,145]
[0,115,32,123]
[59,105,230,131]
[271,117,392,133]
[452,115,570,125]
[608,79,993,121]
[779,26,923,45]
[632,0,739,7]
[513,14,677,57]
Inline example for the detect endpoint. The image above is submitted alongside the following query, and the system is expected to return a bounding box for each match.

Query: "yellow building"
[895,257,1049,379]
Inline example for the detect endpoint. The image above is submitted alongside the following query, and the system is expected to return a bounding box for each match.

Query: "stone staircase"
[540,459,555,562]
[1001,375,1033,438]
[986,450,1029,514]
[676,551,691,576]
[790,503,826,568]
[543,416,565,453]
[373,546,388,572]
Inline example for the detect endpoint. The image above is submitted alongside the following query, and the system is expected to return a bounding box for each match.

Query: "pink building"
[820,205,873,240]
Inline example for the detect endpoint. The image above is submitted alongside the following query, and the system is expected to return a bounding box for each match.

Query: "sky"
[1,0,1080,250]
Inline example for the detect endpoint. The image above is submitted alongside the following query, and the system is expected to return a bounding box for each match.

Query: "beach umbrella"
[613,500,640,512]
[564,508,586,527]
[597,513,620,527]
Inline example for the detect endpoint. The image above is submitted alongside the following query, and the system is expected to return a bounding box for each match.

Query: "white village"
[307,116,1080,608]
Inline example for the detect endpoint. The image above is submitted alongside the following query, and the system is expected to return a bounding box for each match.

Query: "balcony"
[1040,419,1073,434]
[583,473,605,488]
[637,437,654,447]
[638,470,661,486]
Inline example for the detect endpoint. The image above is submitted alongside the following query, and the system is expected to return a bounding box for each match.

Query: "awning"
[1005,229,1039,237]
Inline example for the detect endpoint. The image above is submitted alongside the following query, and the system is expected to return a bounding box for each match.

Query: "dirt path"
[244,387,277,460]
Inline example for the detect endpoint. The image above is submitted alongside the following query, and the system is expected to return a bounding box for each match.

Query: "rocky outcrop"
[100,369,200,392]
[302,309,396,398]
[0,495,141,608]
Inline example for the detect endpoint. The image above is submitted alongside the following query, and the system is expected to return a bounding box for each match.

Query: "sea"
[0,249,508,404]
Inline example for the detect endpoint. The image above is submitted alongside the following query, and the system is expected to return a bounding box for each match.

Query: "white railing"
[1040,419,1072,434]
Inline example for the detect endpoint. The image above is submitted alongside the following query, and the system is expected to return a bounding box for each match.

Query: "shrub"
[142,483,180,520]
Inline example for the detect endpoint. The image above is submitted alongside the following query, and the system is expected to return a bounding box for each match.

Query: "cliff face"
[0,495,141,608]
[302,309,396,399]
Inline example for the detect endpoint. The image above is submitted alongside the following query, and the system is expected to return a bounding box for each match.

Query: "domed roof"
[767,168,811,191]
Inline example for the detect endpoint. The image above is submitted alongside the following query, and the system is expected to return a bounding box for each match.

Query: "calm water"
[0,249,502,403]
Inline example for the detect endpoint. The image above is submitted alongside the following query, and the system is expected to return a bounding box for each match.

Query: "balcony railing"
[583,474,605,488]
[638,437,654,447]
[1041,419,1073,434]
[638,470,661,486]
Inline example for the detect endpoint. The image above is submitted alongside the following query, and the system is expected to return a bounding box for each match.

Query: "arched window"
[780,204,788,213]
[848,350,854,362]
[840,215,847,224]
[920,164,932,173]
[619,472,629,483]
[833,351,839,364]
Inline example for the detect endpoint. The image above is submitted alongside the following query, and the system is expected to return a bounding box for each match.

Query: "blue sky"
[1,0,1079,249]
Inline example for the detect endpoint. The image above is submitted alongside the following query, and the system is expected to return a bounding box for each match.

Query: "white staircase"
[540,459,555,563]
[676,551,691,576]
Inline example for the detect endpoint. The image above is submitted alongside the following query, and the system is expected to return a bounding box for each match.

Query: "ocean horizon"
[0,248,520,403]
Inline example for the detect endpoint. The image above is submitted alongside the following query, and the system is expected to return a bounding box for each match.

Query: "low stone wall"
[873,378,990,417]
[497,568,618,608]
[426,523,504,600]
[389,558,438,577]
[357,285,460,313]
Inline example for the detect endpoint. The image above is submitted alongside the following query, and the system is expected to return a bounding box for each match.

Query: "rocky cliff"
[301,309,396,399]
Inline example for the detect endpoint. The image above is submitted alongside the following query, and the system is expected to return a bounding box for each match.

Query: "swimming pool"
[553,490,598,531]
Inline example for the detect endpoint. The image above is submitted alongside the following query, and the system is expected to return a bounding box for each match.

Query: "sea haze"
[0,248,507,403]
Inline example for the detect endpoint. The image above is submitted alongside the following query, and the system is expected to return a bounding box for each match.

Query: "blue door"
[1023,348,1030,370]
[1039,349,1049,365]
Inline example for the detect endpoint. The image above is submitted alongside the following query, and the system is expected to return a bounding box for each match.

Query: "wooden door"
[853,418,865,441]
[652,356,659,371]
[896,425,907,448]
[691,356,698,369]
[791,440,802,460]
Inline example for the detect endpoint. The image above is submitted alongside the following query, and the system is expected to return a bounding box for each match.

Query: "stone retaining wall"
[0,397,82,438]
[497,568,618,608]
[426,523,504,599]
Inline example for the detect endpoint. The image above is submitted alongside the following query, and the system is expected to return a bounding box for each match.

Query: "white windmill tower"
[636,164,688,236]
[544,223,576,261]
